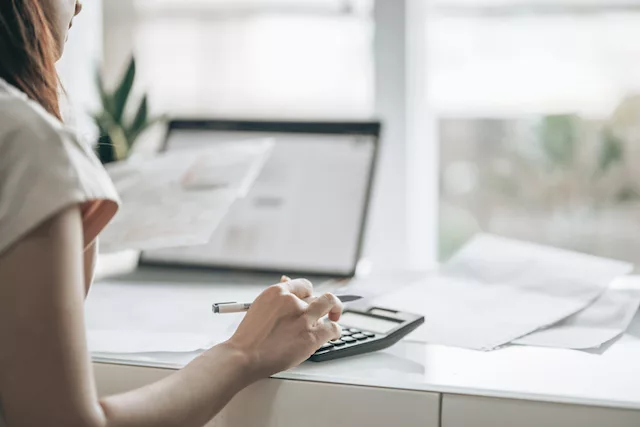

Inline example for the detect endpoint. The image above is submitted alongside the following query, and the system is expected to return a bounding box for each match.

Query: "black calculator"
[308,306,425,362]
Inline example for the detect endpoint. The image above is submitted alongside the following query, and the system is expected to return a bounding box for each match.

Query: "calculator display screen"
[340,312,401,334]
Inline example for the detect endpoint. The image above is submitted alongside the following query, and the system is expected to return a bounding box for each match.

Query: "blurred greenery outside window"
[431,1,640,265]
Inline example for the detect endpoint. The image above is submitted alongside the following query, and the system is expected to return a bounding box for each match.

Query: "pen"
[212,294,363,314]
[213,275,361,314]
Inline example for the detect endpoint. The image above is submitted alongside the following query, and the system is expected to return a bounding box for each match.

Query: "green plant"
[94,57,160,164]
[488,113,639,210]
[538,114,579,169]
[596,127,625,176]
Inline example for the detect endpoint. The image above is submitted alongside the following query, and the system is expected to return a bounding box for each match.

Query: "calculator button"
[352,333,367,340]
[341,330,353,337]
[342,336,356,344]
[349,328,361,333]
[317,343,333,351]
[363,332,375,338]
[330,339,346,346]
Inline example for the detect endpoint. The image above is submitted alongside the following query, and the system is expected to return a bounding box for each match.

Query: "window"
[103,0,413,268]
[431,0,640,266]
[104,0,374,119]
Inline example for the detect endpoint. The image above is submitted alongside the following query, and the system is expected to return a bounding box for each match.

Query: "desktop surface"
[89,270,640,412]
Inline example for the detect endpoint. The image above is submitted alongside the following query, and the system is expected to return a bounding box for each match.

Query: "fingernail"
[281,275,291,282]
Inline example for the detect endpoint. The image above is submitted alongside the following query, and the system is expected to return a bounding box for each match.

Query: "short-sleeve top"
[0,78,120,256]
[0,78,120,426]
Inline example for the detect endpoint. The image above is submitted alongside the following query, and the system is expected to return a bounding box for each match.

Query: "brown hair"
[0,0,62,120]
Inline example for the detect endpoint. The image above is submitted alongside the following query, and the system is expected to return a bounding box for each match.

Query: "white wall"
[57,0,103,142]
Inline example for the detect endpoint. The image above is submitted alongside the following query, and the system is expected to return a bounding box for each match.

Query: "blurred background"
[59,0,640,271]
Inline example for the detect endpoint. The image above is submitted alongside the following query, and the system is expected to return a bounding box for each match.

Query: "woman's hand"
[225,278,343,380]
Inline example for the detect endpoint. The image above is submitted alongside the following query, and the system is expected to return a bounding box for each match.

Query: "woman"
[0,1,343,426]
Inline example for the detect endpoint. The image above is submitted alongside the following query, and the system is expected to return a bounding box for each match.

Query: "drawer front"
[214,379,440,427]
[94,363,440,427]
[442,394,640,427]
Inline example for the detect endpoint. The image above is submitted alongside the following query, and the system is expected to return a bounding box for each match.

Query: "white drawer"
[442,394,640,427]
[217,379,439,427]
[94,362,441,427]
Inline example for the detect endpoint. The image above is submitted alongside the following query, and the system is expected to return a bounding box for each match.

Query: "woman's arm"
[98,344,253,427]
[84,241,97,291]
[0,206,342,427]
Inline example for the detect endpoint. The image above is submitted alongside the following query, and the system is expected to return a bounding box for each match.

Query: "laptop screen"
[140,120,379,277]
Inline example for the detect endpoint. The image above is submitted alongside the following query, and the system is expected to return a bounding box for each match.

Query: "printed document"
[370,234,633,351]
[99,139,273,253]
[514,276,640,349]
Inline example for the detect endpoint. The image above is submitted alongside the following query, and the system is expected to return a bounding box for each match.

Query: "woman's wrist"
[205,341,261,388]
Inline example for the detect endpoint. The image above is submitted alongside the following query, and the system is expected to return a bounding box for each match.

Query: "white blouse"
[0,78,120,426]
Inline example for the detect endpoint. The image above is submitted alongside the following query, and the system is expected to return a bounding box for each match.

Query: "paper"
[368,234,633,351]
[85,280,259,354]
[88,330,214,353]
[514,276,640,349]
[99,139,273,253]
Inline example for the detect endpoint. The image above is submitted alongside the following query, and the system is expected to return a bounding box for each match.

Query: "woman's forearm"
[98,343,255,427]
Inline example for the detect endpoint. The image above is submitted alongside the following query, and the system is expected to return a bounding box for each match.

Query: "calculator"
[308,306,425,362]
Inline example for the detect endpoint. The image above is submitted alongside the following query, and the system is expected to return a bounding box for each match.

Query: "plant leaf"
[92,113,108,136]
[113,57,136,123]
[615,186,640,203]
[107,124,130,162]
[127,94,149,147]
[92,110,117,137]
[96,70,115,118]
[538,115,579,168]
[129,115,166,148]
[597,128,624,174]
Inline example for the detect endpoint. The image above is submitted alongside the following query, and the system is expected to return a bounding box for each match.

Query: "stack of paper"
[514,276,640,350]
[368,234,635,351]
[99,139,273,253]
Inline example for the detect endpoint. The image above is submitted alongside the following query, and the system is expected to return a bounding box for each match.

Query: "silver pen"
[212,295,362,314]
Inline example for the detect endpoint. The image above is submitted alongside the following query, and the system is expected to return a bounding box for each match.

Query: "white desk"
[90,269,640,427]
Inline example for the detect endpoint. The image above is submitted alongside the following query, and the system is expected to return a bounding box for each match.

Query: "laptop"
[138,119,380,286]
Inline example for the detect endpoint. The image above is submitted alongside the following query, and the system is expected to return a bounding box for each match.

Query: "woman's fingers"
[315,321,342,343]
[279,278,313,300]
[278,277,344,322]
[306,292,343,322]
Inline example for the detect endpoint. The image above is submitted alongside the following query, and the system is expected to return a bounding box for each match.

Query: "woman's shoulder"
[0,79,120,256]
[0,76,119,206]
[0,79,68,150]
[0,78,109,183]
